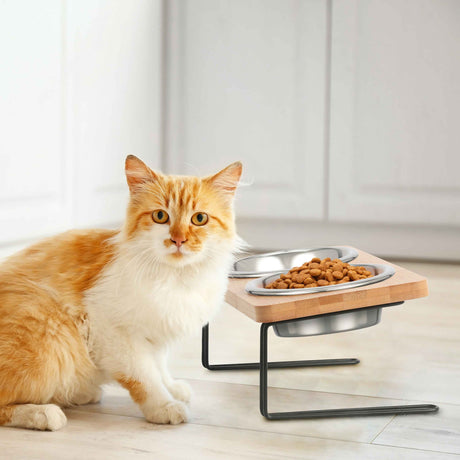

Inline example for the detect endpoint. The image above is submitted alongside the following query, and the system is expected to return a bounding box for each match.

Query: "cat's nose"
[170,235,187,247]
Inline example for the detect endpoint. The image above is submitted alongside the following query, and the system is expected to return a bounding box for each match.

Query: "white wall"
[0,0,163,258]
[164,0,460,261]
[329,0,460,226]
[1,0,459,261]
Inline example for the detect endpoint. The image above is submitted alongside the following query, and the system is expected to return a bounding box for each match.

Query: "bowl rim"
[245,263,395,296]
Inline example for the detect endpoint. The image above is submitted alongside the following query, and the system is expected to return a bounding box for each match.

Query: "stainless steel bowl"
[273,307,382,337]
[245,263,395,296]
[229,246,359,278]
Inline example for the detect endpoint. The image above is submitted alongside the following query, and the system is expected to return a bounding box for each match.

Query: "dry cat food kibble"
[265,257,373,290]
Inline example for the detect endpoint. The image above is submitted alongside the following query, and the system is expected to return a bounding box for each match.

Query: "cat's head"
[122,155,242,267]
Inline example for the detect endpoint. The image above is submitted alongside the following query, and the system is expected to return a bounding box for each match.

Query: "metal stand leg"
[202,323,359,371]
[259,323,439,419]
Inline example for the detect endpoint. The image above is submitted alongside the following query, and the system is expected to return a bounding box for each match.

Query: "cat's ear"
[205,161,242,200]
[125,155,159,193]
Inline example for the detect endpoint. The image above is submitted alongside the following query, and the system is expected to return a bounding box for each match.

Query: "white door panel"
[329,0,460,225]
[166,0,328,220]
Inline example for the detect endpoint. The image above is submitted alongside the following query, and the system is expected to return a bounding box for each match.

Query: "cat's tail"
[0,404,67,431]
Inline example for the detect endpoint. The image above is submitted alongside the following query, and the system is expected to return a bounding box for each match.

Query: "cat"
[0,155,242,431]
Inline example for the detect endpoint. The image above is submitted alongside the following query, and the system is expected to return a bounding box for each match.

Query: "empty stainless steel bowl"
[273,306,382,337]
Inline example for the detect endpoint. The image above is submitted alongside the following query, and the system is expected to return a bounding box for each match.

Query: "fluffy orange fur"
[0,230,116,408]
[0,156,242,430]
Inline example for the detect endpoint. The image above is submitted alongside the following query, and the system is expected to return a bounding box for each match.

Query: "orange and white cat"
[0,156,242,431]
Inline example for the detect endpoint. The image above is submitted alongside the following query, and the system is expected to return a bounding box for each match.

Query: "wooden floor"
[1,260,459,459]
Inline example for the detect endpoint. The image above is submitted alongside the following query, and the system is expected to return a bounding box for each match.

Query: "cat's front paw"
[168,380,192,403]
[143,401,189,425]
[29,404,67,431]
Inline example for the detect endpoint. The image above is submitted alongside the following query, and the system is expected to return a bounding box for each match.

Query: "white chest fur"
[84,249,232,362]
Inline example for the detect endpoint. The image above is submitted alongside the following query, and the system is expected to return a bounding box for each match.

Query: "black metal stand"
[202,317,439,420]
[202,323,359,371]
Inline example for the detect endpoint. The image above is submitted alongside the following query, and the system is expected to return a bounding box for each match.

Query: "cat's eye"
[191,212,208,226]
[152,209,169,224]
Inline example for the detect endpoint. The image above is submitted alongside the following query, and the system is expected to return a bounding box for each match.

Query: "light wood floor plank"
[374,402,460,455]
[72,380,427,444]
[0,409,457,460]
